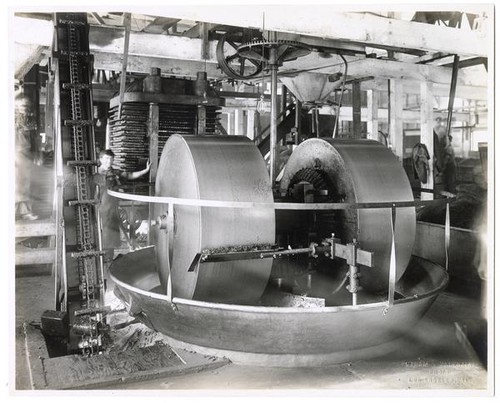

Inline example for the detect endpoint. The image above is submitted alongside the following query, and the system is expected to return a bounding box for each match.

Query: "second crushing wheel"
[280,138,416,292]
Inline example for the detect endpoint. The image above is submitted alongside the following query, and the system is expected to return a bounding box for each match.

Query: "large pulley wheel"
[216,29,264,80]
[154,134,275,304]
[280,138,416,292]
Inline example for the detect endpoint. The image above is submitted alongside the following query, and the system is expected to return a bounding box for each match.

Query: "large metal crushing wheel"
[153,134,275,304]
[280,138,416,292]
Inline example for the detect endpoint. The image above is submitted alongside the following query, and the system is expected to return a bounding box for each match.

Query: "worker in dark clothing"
[412,143,431,184]
[94,149,150,261]
[442,135,457,193]
[433,118,445,180]
[433,118,457,194]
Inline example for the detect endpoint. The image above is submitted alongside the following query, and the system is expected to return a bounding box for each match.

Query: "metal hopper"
[279,72,343,104]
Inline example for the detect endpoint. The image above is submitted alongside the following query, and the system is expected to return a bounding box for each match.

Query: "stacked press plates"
[108,103,149,171]
[108,103,220,172]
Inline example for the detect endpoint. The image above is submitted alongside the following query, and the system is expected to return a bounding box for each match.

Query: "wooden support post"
[281,84,288,116]
[295,98,302,144]
[313,106,320,138]
[147,102,159,245]
[118,13,131,119]
[334,111,342,138]
[148,103,159,182]
[389,79,404,159]
[220,112,230,135]
[194,71,208,135]
[200,22,210,61]
[352,80,362,139]
[240,110,247,137]
[34,64,41,149]
[228,111,235,134]
[246,109,256,139]
[420,81,434,200]
[269,45,279,184]
[234,109,243,136]
[367,89,379,140]
[445,55,460,139]
[196,106,207,135]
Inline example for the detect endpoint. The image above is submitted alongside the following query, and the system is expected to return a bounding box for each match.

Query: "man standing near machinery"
[94,149,150,262]
[433,117,457,194]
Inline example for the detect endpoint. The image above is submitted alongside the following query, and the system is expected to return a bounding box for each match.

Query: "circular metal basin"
[110,248,448,367]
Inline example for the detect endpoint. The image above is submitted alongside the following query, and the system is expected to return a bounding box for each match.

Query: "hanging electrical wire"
[256,55,365,80]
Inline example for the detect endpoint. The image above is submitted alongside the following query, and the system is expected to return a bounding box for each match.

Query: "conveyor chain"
[68,199,100,206]
[64,119,95,126]
[57,13,104,322]
[62,82,91,90]
[66,160,99,167]
[60,50,91,57]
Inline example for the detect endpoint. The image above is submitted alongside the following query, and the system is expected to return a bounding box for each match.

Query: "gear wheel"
[288,167,342,241]
[216,30,264,80]
[237,40,311,66]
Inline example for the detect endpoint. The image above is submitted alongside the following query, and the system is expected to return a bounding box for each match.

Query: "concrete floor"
[13,265,489,394]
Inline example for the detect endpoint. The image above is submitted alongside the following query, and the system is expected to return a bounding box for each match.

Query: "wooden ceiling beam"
[86,27,487,88]
[156,7,491,57]
[414,52,452,64]
[14,9,492,57]
[442,57,488,70]
[334,106,471,123]
[12,15,489,101]
[182,22,203,38]
[91,49,488,101]
[88,26,218,62]
[92,51,225,79]
[142,17,181,34]
[15,17,487,87]
[15,45,46,80]
[282,55,487,87]
[360,79,487,101]
[90,12,106,26]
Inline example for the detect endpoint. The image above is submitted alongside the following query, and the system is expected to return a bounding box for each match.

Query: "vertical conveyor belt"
[54,12,106,354]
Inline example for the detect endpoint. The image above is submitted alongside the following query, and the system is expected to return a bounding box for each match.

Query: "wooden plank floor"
[24,325,228,390]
